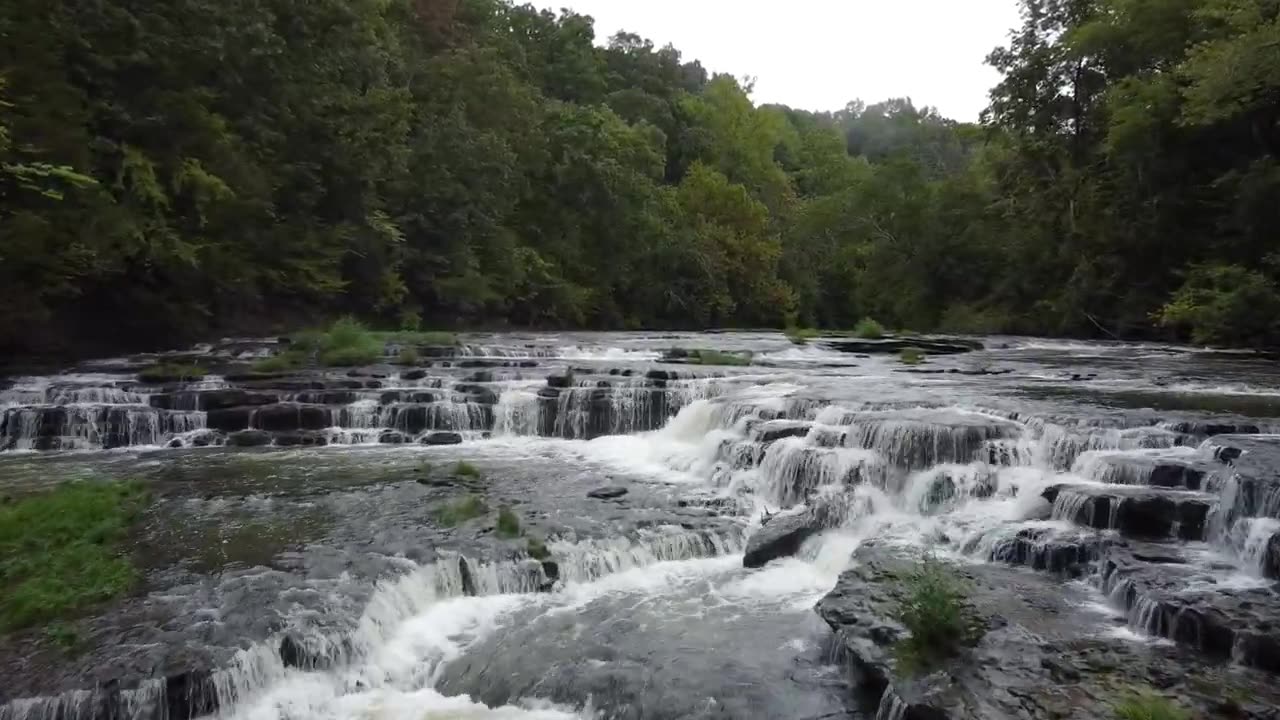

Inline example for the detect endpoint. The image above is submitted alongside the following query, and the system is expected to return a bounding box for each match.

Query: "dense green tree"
[2,0,1278,355]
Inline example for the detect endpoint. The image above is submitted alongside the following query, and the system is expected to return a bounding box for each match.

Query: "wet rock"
[1265,533,1280,580]
[288,390,360,405]
[205,406,253,432]
[274,431,329,447]
[253,403,333,432]
[1043,484,1214,540]
[378,430,409,445]
[817,542,1272,720]
[587,486,628,500]
[401,369,429,381]
[464,371,495,383]
[987,527,1111,577]
[1167,421,1261,437]
[753,421,812,444]
[823,337,982,356]
[743,506,825,568]
[279,635,333,671]
[546,373,574,389]
[422,431,463,445]
[163,670,219,720]
[227,429,272,447]
[149,389,279,412]
[455,384,499,405]
[1101,543,1280,673]
[458,556,478,596]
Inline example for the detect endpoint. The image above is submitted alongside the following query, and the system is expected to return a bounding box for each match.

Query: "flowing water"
[2,332,1279,719]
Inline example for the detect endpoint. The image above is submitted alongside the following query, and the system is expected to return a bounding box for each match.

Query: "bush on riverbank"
[899,348,926,365]
[785,327,819,345]
[0,481,147,631]
[894,556,979,671]
[854,318,886,339]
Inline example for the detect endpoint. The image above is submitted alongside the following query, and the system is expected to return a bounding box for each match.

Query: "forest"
[1,0,1278,355]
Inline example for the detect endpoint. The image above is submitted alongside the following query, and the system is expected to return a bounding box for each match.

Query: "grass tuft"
[137,362,207,383]
[453,461,482,479]
[0,481,148,632]
[785,327,819,345]
[496,506,521,539]
[527,536,551,560]
[395,346,419,366]
[899,347,926,365]
[433,495,488,527]
[251,351,305,374]
[669,348,753,366]
[1113,691,1192,720]
[854,317,886,339]
[893,555,980,673]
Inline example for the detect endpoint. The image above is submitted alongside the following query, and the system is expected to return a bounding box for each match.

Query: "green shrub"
[0,481,147,631]
[527,536,550,560]
[43,621,81,651]
[785,327,819,345]
[288,317,385,367]
[899,347,926,365]
[496,506,521,538]
[433,495,488,527]
[894,556,979,671]
[1113,691,1191,720]
[453,461,481,479]
[137,362,207,383]
[854,317,886,339]
[1158,264,1280,346]
[395,347,419,366]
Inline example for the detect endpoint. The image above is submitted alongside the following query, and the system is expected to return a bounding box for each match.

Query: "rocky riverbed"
[2,332,1279,719]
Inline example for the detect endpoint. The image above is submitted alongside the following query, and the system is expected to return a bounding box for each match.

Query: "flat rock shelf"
[1,331,1280,720]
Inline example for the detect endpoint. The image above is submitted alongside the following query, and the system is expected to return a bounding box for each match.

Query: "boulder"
[205,407,254,432]
[753,421,812,444]
[586,486,628,500]
[227,430,272,447]
[379,430,409,445]
[743,506,825,568]
[422,431,463,446]
[1042,484,1215,540]
[546,373,574,389]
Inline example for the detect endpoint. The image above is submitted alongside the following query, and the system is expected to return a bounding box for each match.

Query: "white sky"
[528,0,1023,121]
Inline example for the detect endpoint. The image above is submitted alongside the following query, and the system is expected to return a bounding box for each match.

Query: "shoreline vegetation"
[2,0,1278,361]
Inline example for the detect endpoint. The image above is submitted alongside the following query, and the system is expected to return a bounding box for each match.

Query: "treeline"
[1,0,1278,354]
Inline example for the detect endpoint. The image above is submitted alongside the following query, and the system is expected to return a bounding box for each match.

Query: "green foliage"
[290,318,385,367]
[42,621,81,651]
[1158,265,1280,346]
[433,496,488,528]
[137,362,207,383]
[3,0,1279,353]
[785,327,819,345]
[0,481,147,631]
[527,536,551,560]
[496,506,521,538]
[899,348,926,365]
[854,318,886,339]
[893,556,979,672]
[395,347,419,366]
[453,461,482,479]
[1112,691,1191,720]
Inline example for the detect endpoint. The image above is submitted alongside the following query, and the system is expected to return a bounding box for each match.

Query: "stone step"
[1043,483,1215,541]
[984,525,1113,577]
[816,542,1280,719]
[1100,542,1280,674]
[1073,450,1208,490]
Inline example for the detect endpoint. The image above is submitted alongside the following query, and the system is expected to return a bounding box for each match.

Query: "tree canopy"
[1,0,1277,354]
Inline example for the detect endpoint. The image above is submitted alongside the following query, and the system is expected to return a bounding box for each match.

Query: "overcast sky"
[528,0,1023,121]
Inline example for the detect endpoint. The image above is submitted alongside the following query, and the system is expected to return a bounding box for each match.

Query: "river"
[1,331,1278,719]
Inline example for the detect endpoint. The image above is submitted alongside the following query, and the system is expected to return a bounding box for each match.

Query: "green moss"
[527,536,550,560]
[854,317,886,339]
[899,347,926,365]
[893,555,980,673]
[496,506,521,538]
[434,495,488,527]
[137,362,207,383]
[0,481,148,632]
[1113,691,1191,720]
[453,461,481,479]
